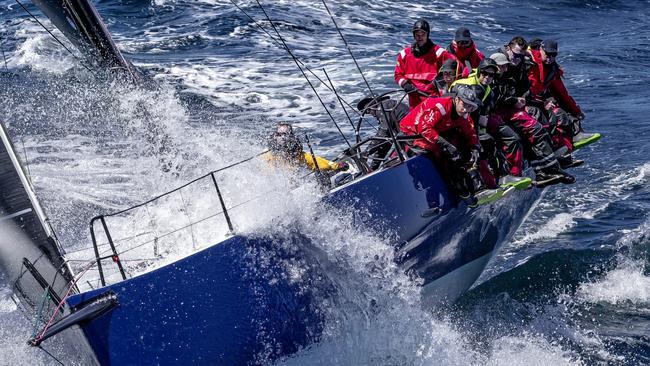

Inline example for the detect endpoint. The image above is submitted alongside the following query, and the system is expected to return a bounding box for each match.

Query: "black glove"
[436,137,461,163]
[468,147,480,166]
[402,81,418,94]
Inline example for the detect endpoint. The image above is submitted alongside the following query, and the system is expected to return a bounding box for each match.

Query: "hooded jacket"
[394,40,457,108]
[448,41,485,73]
[527,49,582,117]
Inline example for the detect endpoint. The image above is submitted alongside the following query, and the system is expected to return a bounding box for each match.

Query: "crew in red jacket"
[527,39,600,157]
[528,39,583,119]
[447,27,485,74]
[394,19,457,109]
[400,87,487,202]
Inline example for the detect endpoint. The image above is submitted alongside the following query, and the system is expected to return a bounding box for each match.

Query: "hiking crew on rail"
[390,19,600,204]
[270,19,601,207]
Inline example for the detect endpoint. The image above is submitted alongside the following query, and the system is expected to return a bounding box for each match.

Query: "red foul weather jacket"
[448,41,485,75]
[394,43,457,109]
[528,49,582,117]
[400,97,479,152]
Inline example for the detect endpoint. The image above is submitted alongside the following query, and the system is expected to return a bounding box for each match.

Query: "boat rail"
[83,95,419,288]
[87,151,265,287]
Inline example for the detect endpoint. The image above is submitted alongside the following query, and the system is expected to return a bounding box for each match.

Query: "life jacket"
[450,71,492,104]
[263,152,340,171]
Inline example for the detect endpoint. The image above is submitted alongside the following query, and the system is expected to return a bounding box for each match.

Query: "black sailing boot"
[535,163,575,187]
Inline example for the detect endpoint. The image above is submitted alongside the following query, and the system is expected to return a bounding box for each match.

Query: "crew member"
[357,95,410,170]
[432,59,462,96]
[489,51,574,185]
[447,27,485,73]
[399,86,489,204]
[394,19,457,109]
[527,39,599,157]
[265,123,345,172]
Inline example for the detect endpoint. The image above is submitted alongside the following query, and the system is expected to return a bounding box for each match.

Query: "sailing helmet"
[412,19,430,37]
[268,123,303,160]
[477,58,498,74]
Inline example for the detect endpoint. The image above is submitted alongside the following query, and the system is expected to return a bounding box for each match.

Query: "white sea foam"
[8,21,80,74]
[485,335,579,366]
[0,286,17,314]
[577,217,650,305]
[577,260,650,305]
[509,162,650,251]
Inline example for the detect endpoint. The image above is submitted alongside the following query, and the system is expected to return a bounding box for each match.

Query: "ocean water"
[0,0,649,365]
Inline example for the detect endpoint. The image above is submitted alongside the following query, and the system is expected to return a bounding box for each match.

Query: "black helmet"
[268,123,303,160]
[477,58,498,74]
[412,19,430,36]
[455,85,482,109]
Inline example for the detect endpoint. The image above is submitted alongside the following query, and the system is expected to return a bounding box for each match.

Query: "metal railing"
[88,152,265,287]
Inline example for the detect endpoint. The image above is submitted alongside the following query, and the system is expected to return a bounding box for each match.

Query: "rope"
[30,289,51,338]
[37,345,65,365]
[32,263,93,344]
[254,0,352,148]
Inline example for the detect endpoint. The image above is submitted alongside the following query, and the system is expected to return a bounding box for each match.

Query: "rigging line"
[37,345,65,366]
[227,0,362,117]
[253,0,351,148]
[322,67,355,132]
[320,0,375,97]
[34,262,93,343]
[20,137,32,178]
[14,0,92,73]
[320,0,405,161]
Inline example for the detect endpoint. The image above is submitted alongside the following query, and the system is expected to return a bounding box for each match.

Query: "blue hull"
[66,156,540,365]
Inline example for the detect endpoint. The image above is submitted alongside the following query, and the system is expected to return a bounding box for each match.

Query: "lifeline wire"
[322,67,355,132]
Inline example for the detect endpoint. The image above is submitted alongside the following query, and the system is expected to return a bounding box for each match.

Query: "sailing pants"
[499,107,559,173]
[486,114,524,176]
[527,106,576,154]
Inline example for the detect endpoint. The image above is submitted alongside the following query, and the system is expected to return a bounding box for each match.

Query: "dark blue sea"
[1,0,649,364]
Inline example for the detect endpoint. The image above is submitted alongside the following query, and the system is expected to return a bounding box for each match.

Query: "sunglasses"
[480,72,495,77]
[545,51,558,57]
[457,40,472,47]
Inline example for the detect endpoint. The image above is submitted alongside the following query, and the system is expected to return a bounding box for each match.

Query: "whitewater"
[0,0,649,365]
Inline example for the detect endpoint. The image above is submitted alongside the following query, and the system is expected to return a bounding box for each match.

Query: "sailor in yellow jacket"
[264,123,345,172]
